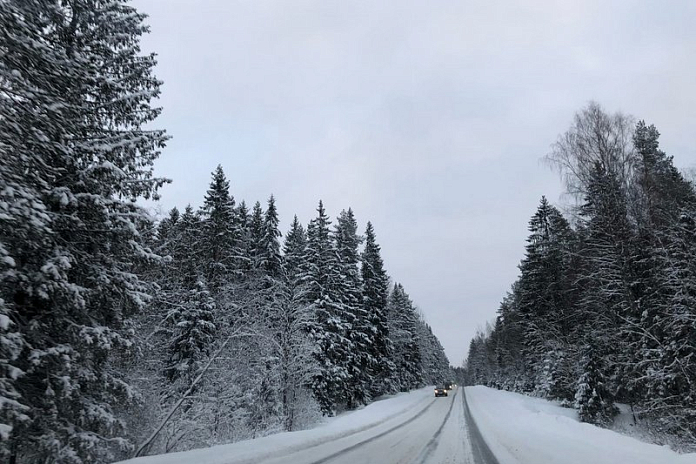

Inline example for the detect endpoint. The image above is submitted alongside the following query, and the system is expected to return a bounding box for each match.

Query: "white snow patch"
[115,387,433,464]
[465,386,695,464]
[0,314,11,330]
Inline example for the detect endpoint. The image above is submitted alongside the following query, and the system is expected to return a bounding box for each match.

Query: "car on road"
[434,386,448,397]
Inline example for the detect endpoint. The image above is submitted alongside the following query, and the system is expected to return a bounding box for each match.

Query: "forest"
[0,2,451,463]
[464,103,696,450]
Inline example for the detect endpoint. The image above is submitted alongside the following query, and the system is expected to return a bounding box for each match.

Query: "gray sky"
[133,0,696,365]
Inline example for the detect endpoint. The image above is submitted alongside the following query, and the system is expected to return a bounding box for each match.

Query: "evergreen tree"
[200,165,240,288]
[275,218,314,431]
[334,209,371,408]
[516,196,576,397]
[284,216,307,287]
[304,201,352,414]
[387,284,423,391]
[164,275,217,383]
[248,201,265,270]
[0,1,167,461]
[261,196,283,278]
[574,344,617,425]
[361,222,395,396]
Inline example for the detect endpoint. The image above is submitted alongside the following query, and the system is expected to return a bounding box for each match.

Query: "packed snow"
[115,385,696,464]
[465,386,696,464]
[115,386,455,464]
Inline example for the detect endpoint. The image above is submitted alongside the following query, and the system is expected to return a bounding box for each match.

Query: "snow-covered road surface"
[117,386,493,464]
[257,386,485,464]
[116,386,696,464]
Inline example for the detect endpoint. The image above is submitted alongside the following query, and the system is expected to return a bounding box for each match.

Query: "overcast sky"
[133,0,696,365]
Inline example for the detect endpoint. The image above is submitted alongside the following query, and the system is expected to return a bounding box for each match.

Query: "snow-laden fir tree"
[387,284,423,391]
[631,122,696,439]
[248,201,265,270]
[516,196,576,399]
[163,263,217,383]
[334,209,371,408]
[261,196,283,278]
[361,222,395,397]
[200,166,242,289]
[276,216,317,430]
[574,344,617,426]
[304,201,352,414]
[0,1,167,462]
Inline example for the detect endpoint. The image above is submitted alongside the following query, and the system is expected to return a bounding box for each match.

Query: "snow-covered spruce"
[0,1,168,462]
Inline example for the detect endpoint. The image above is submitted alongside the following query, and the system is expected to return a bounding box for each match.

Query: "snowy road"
[236,387,494,464]
[118,387,496,464]
[117,386,695,464]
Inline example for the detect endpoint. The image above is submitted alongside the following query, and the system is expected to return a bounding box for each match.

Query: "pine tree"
[0,1,167,461]
[577,162,637,401]
[361,222,395,396]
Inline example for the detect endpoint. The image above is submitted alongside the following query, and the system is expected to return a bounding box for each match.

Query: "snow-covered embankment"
[115,387,434,464]
[465,386,695,464]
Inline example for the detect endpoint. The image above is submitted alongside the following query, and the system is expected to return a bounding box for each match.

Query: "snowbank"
[114,387,433,464]
[465,386,695,464]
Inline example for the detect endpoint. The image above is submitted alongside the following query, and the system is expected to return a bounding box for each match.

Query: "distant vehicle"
[444,382,455,390]
[434,386,448,397]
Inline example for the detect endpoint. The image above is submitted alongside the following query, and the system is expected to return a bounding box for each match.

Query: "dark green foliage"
[361,222,395,396]
[0,1,168,462]
[466,106,696,446]
[575,344,617,425]
[304,201,353,415]
[387,284,423,391]
[200,166,242,287]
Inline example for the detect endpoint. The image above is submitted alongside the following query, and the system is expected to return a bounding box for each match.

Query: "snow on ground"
[465,386,696,464]
[115,387,435,464]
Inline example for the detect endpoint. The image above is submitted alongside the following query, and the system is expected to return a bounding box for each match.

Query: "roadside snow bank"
[465,386,695,464]
[114,387,433,464]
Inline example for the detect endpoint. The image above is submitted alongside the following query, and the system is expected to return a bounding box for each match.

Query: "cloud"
[135,0,696,364]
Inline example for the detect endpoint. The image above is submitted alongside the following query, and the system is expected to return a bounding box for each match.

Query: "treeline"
[127,167,451,456]
[0,2,450,463]
[465,103,696,447]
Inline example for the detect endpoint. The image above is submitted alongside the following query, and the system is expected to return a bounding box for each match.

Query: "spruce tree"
[277,217,313,431]
[248,201,265,270]
[361,222,395,396]
[304,201,352,414]
[261,196,283,278]
[387,284,423,391]
[200,165,240,289]
[574,344,617,425]
[516,197,575,397]
[0,1,167,461]
[334,209,370,408]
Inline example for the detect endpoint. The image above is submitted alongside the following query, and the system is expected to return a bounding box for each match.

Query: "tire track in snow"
[234,393,435,464]
[413,387,459,464]
[462,389,499,464]
[307,396,439,464]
